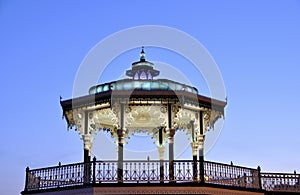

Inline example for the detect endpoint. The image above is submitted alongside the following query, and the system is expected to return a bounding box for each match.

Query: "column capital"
[197,134,205,149]
[117,129,126,144]
[117,129,126,137]
[191,142,198,156]
[157,146,165,160]
[82,134,93,155]
[198,134,205,141]
[166,128,176,143]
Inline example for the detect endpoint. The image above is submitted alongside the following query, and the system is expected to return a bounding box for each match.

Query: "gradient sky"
[1,1,300,194]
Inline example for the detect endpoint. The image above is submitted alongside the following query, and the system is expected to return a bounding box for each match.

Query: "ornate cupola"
[126,47,160,80]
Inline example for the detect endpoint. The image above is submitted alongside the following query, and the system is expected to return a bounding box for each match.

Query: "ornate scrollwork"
[174,108,198,129]
[173,108,199,141]
[68,109,85,135]
[64,110,75,129]
[203,110,223,132]
[160,105,167,113]
[125,106,131,113]
[171,103,180,113]
[89,108,119,136]
[65,109,97,154]
[112,103,120,115]
[125,105,167,133]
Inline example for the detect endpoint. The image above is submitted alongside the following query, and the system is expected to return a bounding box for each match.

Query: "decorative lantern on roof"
[125,47,160,80]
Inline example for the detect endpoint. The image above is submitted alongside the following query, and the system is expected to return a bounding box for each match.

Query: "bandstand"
[61,48,226,184]
[22,49,300,195]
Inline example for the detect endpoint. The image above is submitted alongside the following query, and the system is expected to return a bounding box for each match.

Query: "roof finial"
[140,46,145,61]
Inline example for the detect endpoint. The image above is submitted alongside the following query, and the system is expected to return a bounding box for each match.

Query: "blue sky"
[1,0,300,194]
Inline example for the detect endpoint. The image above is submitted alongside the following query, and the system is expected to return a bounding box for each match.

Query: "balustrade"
[204,161,260,188]
[24,160,300,193]
[261,172,300,192]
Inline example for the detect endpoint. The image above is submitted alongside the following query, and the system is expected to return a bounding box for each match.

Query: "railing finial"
[257,165,262,189]
[24,167,30,192]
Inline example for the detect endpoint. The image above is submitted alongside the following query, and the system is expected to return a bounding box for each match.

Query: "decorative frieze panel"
[171,103,180,128]
[174,108,199,142]
[62,99,224,157]
[90,108,119,131]
[174,108,199,129]
[125,105,167,133]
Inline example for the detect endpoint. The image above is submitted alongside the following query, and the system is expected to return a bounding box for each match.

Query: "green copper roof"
[89,48,198,95]
[89,79,198,95]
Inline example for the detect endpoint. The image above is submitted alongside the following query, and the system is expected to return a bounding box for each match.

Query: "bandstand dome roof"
[88,79,198,95]
[89,48,197,95]
[60,48,226,115]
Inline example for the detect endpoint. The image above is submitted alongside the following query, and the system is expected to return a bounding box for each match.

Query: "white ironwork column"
[157,126,165,183]
[158,145,165,183]
[117,103,126,183]
[190,120,198,182]
[166,104,175,182]
[83,110,92,184]
[198,111,205,183]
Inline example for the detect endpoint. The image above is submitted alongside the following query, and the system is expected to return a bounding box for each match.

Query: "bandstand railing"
[204,161,260,188]
[23,159,300,193]
[261,172,300,192]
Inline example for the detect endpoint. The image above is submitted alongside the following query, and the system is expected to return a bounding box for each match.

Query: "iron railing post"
[57,162,61,188]
[147,157,150,183]
[92,157,96,184]
[169,160,174,182]
[24,167,29,192]
[257,166,262,189]
[298,173,300,187]
[243,172,247,187]
[160,160,164,183]
[192,156,197,182]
